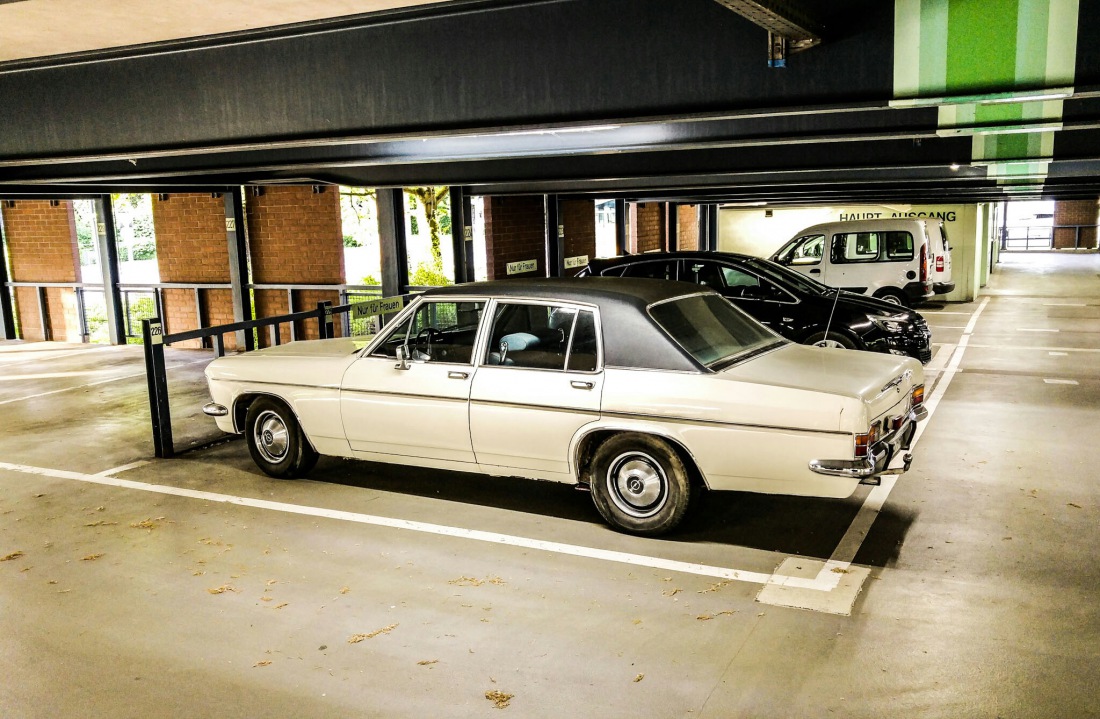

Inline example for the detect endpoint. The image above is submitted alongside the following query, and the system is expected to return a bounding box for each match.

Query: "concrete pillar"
[483,196,546,280]
[676,204,700,251]
[1053,199,1099,249]
[630,202,665,253]
[560,199,597,274]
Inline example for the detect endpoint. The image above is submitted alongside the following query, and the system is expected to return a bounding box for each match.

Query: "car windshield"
[649,293,782,370]
[744,257,831,296]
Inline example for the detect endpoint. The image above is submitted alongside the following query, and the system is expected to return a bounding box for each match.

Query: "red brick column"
[676,205,700,251]
[151,193,239,349]
[246,186,344,345]
[629,203,666,253]
[1053,199,1099,249]
[561,200,596,273]
[483,196,546,280]
[1,201,82,342]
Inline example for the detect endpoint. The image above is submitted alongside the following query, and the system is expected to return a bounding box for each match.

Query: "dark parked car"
[580,252,932,364]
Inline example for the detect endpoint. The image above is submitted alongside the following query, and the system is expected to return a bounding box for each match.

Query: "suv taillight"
[920,245,929,283]
[936,256,944,272]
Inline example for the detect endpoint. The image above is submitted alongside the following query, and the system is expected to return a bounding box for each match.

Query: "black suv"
[580,252,932,364]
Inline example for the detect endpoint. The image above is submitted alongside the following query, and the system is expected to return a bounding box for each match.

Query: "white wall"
[718,203,990,302]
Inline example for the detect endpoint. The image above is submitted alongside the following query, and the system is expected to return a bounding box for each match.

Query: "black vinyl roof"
[422,277,710,372]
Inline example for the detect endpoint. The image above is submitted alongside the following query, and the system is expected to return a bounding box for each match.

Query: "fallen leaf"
[192,570,206,576]
[274,603,288,609]
[697,610,737,621]
[633,674,645,683]
[348,624,398,643]
[84,521,118,527]
[254,661,272,668]
[417,659,439,666]
[82,553,104,561]
[260,596,274,602]
[485,690,514,709]
[831,567,850,575]
[632,619,642,626]
[698,580,731,594]
[1068,503,1082,509]
[662,588,682,597]
[130,517,164,530]
[339,586,350,594]
[207,584,237,595]
[1,551,25,562]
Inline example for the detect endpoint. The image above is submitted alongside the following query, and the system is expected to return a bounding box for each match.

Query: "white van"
[770,219,954,306]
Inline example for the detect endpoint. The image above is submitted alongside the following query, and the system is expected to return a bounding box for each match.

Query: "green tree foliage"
[406,187,450,272]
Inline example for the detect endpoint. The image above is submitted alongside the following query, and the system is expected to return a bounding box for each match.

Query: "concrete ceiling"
[0,0,452,62]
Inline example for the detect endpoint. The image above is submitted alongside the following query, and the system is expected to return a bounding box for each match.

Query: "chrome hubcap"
[606,452,667,519]
[882,295,903,306]
[254,410,289,464]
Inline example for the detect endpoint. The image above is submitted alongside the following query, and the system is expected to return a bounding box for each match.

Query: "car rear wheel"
[245,397,318,479]
[804,330,858,350]
[589,433,691,536]
[874,289,908,307]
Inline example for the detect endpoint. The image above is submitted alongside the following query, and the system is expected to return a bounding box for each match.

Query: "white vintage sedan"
[203,278,927,535]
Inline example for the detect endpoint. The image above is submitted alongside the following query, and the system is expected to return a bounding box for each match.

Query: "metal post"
[0,218,16,340]
[317,300,333,340]
[666,202,678,252]
[94,195,126,345]
[615,200,628,256]
[194,287,205,348]
[378,188,410,298]
[287,288,297,342]
[141,317,173,459]
[462,191,476,282]
[545,194,563,277]
[36,286,50,340]
[999,201,1008,251]
[75,287,89,342]
[223,187,254,351]
[449,186,469,284]
[704,204,719,252]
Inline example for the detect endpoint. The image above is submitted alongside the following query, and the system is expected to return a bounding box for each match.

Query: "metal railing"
[141,290,415,459]
[1001,224,1099,251]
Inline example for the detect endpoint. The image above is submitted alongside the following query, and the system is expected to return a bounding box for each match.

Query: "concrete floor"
[1,252,1098,717]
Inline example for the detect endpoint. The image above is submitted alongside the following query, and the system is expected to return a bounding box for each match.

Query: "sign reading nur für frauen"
[351,297,404,319]
[507,259,538,275]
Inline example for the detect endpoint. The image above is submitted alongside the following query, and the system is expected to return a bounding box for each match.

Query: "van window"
[831,231,914,263]
[787,234,824,265]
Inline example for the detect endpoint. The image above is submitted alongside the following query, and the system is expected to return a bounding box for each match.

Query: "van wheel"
[874,289,908,307]
[804,330,858,350]
[589,433,692,536]
[245,397,318,479]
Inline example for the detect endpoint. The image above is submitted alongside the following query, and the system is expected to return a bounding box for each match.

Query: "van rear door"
[932,222,955,295]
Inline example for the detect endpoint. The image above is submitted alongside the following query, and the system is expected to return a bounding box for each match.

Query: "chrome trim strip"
[214,379,340,391]
[340,387,469,403]
[470,398,602,416]
[600,409,851,436]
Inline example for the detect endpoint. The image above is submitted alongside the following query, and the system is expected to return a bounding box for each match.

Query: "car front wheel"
[589,433,692,536]
[245,397,318,479]
[804,330,858,350]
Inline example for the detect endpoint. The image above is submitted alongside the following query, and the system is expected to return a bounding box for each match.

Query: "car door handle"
[448,371,469,380]
[809,268,821,274]
[571,381,594,390]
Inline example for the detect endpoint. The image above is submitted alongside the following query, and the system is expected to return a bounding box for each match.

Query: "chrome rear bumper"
[809,405,926,480]
[202,402,229,417]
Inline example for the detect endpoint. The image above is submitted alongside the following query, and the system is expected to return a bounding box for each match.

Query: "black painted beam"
[93,196,126,345]
[0,213,15,339]
[544,195,563,278]
[449,186,470,284]
[377,189,409,297]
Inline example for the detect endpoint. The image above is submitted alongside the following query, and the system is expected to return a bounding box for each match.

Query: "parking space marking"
[1044,379,1079,385]
[95,460,150,476]
[922,311,972,315]
[966,345,1100,353]
[758,296,990,614]
[0,460,775,587]
[1017,328,1060,332]
[0,358,212,406]
[1043,303,1087,307]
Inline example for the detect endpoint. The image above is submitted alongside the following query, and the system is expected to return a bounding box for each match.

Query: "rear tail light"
[936,256,945,272]
[912,384,925,408]
[920,245,929,283]
[855,423,879,458]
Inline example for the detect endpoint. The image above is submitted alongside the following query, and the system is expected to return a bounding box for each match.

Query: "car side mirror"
[395,344,411,370]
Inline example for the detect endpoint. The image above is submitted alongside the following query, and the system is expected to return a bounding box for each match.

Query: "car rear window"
[649,294,781,370]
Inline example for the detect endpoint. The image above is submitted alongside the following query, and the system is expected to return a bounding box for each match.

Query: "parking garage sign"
[507,259,538,275]
[351,297,404,320]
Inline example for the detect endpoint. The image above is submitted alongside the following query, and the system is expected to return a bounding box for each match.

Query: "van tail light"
[920,245,929,283]
[936,256,945,272]
[855,424,879,458]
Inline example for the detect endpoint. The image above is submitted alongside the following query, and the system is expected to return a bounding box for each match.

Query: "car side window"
[883,231,915,261]
[371,300,484,364]
[620,260,676,280]
[484,303,597,371]
[789,235,825,265]
[683,261,724,290]
[832,232,881,263]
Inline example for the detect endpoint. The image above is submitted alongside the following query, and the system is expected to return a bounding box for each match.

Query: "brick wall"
[483,196,547,279]
[152,193,238,349]
[676,205,700,251]
[1,201,83,342]
[1053,199,1099,249]
[246,186,344,345]
[629,203,666,253]
[561,200,596,273]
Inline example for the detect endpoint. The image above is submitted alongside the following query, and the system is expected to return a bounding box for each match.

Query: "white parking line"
[1043,303,1087,307]
[1044,379,1079,385]
[0,358,211,406]
[922,311,972,315]
[95,460,150,476]
[0,460,775,587]
[966,345,1100,353]
[1017,328,1060,333]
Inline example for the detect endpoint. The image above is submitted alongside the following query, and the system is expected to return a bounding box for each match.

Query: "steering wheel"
[413,327,442,359]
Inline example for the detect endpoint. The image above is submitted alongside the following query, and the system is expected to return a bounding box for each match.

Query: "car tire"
[804,330,859,350]
[874,289,909,307]
[245,397,318,479]
[589,433,692,536]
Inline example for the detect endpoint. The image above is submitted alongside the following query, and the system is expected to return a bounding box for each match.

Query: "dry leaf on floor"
[207,584,237,595]
[254,661,272,668]
[82,553,104,561]
[697,610,737,621]
[485,690,514,709]
[698,580,731,594]
[130,517,164,530]
[831,567,850,575]
[1068,503,1082,509]
[417,659,439,666]
[1,551,25,562]
[261,596,274,602]
[633,674,645,683]
[84,521,118,527]
[274,603,288,609]
[348,624,398,643]
[340,586,350,594]
[662,588,682,597]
